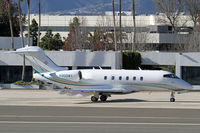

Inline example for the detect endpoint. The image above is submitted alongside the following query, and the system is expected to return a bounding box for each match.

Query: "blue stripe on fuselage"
[34,69,104,87]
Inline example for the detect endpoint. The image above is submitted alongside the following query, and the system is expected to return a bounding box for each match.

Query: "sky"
[12,0,155,15]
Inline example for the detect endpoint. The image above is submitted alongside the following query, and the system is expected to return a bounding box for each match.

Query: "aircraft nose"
[182,81,193,90]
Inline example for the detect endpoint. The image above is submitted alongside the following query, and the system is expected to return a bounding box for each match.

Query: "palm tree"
[27,0,30,46]
[17,0,25,81]
[119,0,122,50]
[112,0,117,51]
[132,0,136,51]
[6,0,14,49]
[37,0,41,46]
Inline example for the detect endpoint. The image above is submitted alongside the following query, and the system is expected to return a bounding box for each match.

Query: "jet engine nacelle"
[56,70,82,82]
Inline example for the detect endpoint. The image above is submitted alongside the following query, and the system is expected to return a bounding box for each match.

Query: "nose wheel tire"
[91,96,98,102]
[170,91,175,102]
[170,98,175,102]
[100,95,108,102]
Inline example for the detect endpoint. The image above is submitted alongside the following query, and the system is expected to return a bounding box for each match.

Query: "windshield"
[163,74,179,79]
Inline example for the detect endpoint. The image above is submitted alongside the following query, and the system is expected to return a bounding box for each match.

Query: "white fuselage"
[34,69,193,94]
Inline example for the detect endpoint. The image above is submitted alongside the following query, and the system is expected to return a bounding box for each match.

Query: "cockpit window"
[163,74,179,79]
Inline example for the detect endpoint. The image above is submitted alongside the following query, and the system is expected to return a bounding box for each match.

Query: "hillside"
[22,0,155,15]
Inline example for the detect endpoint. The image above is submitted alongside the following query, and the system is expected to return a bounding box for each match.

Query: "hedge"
[122,51,141,69]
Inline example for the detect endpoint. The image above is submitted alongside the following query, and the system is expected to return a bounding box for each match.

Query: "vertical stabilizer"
[12,46,66,73]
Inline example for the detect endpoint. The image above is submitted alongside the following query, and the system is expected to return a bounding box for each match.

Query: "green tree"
[40,30,64,50]
[0,0,21,37]
[25,19,38,46]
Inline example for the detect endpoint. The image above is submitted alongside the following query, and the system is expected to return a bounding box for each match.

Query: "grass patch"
[14,80,40,85]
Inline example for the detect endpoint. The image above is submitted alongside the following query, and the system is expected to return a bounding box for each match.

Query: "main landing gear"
[100,95,108,102]
[91,96,98,102]
[91,94,109,102]
[170,91,175,102]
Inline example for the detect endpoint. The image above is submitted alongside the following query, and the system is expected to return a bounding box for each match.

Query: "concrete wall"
[0,84,39,89]
[0,50,121,69]
[140,52,177,65]
[2,50,200,71]
[0,37,32,49]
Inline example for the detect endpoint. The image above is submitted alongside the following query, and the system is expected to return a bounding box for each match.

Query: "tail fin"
[11,46,66,73]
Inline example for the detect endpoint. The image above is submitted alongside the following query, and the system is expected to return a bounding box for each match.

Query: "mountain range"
[20,0,155,15]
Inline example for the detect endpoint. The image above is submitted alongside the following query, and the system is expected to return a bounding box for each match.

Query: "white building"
[25,14,194,37]
[23,14,195,51]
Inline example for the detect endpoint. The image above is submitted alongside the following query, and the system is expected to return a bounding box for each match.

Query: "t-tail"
[10,46,66,73]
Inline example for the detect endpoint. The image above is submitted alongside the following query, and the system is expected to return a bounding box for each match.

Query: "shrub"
[14,80,39,85]
[122,51,141,69]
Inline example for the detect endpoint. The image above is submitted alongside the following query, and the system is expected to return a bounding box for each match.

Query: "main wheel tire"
[100,95,107,102]
[170,98,175,102]
[91,96,98,102]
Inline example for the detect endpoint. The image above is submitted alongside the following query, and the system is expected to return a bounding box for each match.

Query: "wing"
[57,87,135,94]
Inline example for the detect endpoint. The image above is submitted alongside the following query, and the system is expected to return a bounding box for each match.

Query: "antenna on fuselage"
[138,67,142,70]
[98,66,102,70]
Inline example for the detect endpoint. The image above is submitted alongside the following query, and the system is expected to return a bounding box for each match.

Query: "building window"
[0,66,32,83]
[111,76,115,80]
[126,76,129,80]
[119,76,122,80]
[133,77,136,80]
[140,77,143,81]
[182,66,200,85]
[104,76,107,80]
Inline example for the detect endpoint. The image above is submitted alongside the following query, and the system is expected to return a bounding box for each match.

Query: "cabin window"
[126,76,129,80]
[119,76,122,80]
[133,77,136,80]
[140,77,143,81]
[111,76,115,80]
[104,76,107,80]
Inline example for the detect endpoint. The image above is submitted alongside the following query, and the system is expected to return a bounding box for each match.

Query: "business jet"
[10,46,193,102]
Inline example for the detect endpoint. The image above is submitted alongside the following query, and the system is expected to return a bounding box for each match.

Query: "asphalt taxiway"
[1,106,200,133]
[0,90,200,133]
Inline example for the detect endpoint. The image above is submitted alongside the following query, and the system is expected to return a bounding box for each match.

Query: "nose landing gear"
[170,91,175,102]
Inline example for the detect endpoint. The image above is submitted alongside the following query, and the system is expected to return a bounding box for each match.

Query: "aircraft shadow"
[77,99,200,104]
[77,99,146,104]
[175,101,200,103]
